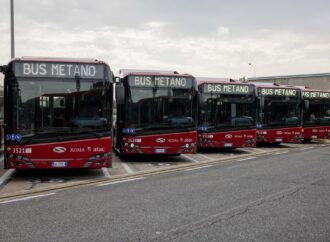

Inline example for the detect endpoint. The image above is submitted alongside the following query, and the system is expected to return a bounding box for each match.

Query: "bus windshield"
[124,87,196,132]
[199,93,255,131]
[304,100,330,126]
[9,78,112,141]
[261,96,300,127]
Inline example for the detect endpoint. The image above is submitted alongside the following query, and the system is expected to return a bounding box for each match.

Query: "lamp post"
[248,63,256,77]
[10,0,15,58]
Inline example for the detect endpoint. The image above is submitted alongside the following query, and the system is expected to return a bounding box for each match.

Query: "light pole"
[10,0,15,58]
[248,63,256,77]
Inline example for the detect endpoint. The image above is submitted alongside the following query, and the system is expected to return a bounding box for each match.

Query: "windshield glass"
[124,87,196,132]
[10,78,112,139]
[199,93,255,130]
[303,100,330,126]
[261,96,300,127]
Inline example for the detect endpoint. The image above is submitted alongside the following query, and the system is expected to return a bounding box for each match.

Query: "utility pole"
[10,0,15,58]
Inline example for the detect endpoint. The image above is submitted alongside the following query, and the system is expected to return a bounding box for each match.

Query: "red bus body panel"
[120,131,197,155]
[198,129,256,148]
[257,127,302,143]
[303,126,330,140]
[5,137,112,169]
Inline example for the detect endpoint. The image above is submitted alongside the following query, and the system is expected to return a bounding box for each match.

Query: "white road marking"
[97,177,145,187]
[157,163,172,167]
[184,165,213,172]
[197,153,213,160]
[181,154,200,163]
[0,193,56,205]
[245,148,267,153]
[101,168,111,178]
[236,156,257,162]
[0,169,15,186]
[121,162,135,174]
[273,151,289,155]
[300,146,314,150]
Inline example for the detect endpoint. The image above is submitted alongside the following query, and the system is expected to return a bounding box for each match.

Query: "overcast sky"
[0,0,330,79]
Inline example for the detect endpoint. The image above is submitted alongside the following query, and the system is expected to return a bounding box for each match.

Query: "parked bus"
[253,82,302,144]
[1,57,113,169]
[114,70,197,155]
[301,87,330,141]
[197,78,256,148]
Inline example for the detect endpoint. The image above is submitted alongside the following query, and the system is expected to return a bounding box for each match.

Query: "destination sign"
[14,62,105,79]
[259,88,297,97]
[202,83,252,94]
[128,76,194,88]
[303,91,330,99]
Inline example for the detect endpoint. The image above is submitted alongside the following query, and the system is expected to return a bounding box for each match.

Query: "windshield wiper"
[35,127,72,134]
[71,127,111,137]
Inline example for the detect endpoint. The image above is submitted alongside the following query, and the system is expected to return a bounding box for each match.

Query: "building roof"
[248,73,330,81]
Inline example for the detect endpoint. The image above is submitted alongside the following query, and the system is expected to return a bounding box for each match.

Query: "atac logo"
[53,146,66,153]
[156,138,166,143]
[276,131,283,135]
[225,134,233,139]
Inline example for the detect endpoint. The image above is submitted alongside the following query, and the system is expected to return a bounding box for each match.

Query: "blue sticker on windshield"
[5,134,12,141]
[5,134,22,142]
[15,134,22,142]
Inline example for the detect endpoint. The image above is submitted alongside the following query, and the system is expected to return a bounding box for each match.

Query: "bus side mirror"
[114,76,120,83]
[0,65,8,74]
[116,85,125,105]
[198,93,204,106]
[304,100,309,110]
[258,97,265,110]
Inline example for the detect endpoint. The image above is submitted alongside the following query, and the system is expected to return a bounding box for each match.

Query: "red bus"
[253,83,302,144]
[301,87,330,141]
[197,79,256,148]
[1,57,113,169]
[114,70,197,155]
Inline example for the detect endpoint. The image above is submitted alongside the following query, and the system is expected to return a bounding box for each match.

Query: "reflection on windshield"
[199,94,255,130]
[261,97,300,127]
[304,102,330,126]
[125,87,196,131]
[11,78,112,138]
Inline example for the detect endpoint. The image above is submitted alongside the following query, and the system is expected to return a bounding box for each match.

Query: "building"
[248,73,330,90]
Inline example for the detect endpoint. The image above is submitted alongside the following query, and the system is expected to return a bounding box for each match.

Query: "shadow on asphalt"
[197,147,249,155]
[115,153,189,163]
[12,169,103,179]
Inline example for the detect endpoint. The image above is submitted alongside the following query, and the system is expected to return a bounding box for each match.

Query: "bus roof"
[196,77,245,86]
[294,85,330,93]
[249,82,300,89]
[119,69,193,78]
[9,57,108,65]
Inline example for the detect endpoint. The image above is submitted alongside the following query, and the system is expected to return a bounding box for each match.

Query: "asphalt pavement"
[0,145,329,241]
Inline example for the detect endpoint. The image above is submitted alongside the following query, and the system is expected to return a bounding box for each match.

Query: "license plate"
[275,138,283,142]
[224,143,233,147]
[51,161,68,167]
[155,148,166,154]
[311,135,318,139]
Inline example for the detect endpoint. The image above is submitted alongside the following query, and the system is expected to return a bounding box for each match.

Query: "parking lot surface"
[0,141,328,196]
